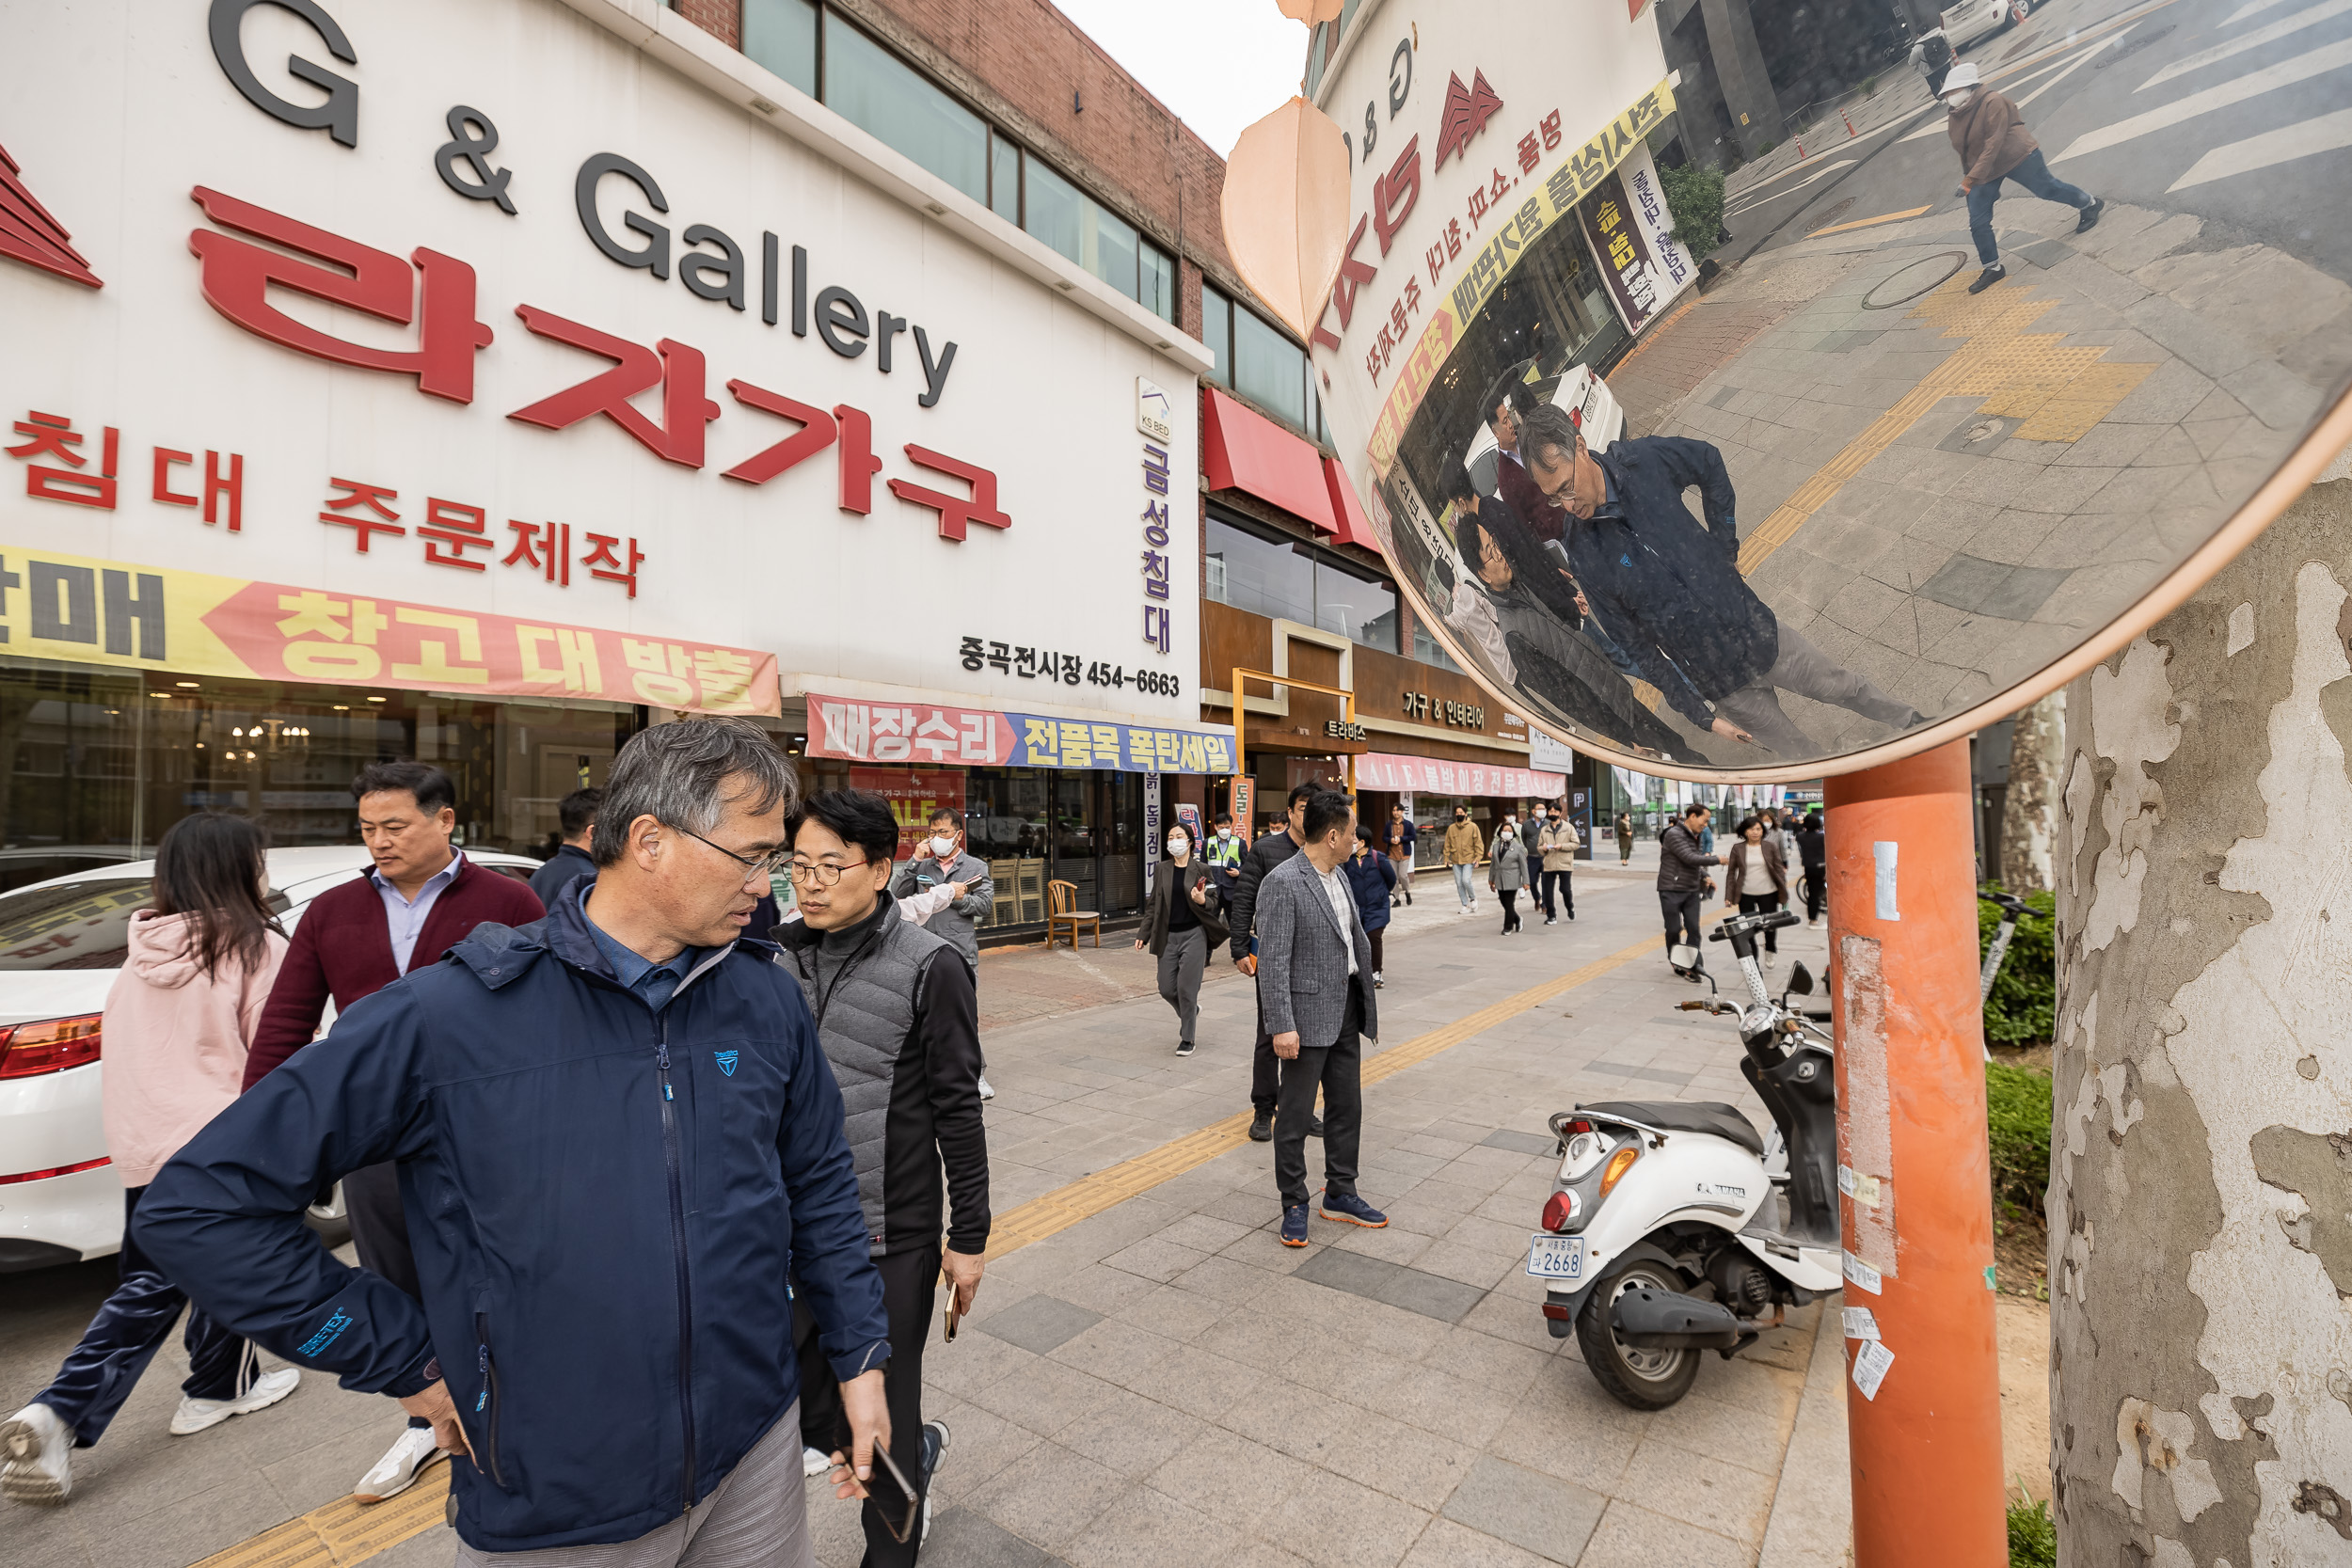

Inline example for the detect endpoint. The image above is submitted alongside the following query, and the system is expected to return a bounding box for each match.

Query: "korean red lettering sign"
[807,693,1011,766]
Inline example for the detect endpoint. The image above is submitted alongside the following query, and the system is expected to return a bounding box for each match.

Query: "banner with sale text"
[0,546,776,714]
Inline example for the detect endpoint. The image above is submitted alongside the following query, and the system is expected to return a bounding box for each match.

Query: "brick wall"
[673,0,739,50]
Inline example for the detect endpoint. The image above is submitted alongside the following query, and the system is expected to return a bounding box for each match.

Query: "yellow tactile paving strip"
[987,930,1658,1259]
[194,1464,450,1568]
[1804,204,1932,238]
[190,928,1658,1568]
[1737,275,2156,573]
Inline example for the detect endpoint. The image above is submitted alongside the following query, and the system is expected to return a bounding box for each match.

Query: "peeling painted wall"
[2054,479,2352,1565]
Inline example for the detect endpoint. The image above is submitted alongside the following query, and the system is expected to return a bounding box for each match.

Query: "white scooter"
[1526,907,1843,1408]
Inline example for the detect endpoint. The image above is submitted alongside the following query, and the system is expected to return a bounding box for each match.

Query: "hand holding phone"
[831,1437,921,1544]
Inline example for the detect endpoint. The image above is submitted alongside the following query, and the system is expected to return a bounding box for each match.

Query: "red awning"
[1322,456,1379,551]
[1201,387,1338,532]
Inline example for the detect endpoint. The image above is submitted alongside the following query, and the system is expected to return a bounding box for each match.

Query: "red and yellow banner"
[0,546,778,714]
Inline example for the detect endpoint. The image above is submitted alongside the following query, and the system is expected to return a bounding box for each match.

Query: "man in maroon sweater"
[244,761,542,1503]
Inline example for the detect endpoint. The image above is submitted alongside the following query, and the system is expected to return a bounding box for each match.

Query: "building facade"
[0,0,1586,944]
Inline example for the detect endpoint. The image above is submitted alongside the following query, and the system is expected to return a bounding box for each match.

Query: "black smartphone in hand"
[835,1438,921,1544]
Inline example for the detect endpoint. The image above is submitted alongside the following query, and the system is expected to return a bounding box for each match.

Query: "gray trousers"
[453,1403,811,1568]
[1712,621,1922,757]
[1157,927,1207,1044]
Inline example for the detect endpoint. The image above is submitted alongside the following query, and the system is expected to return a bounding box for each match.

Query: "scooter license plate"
[1526,1234,1586,1279]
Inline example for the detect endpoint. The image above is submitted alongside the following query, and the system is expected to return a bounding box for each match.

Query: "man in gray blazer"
[1256,788,1389,1246]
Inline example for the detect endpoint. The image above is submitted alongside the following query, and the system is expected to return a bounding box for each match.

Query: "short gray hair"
[1517,403,1581,471]
[592,717,800,866]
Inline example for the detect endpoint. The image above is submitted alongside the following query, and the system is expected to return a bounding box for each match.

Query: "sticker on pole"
[1263,0,2352,784]
[1843,1252,1883,1294]
[1851,1339,1896,1401]
[1842,1306,1882,1341]
[1836,1164,1882,1209]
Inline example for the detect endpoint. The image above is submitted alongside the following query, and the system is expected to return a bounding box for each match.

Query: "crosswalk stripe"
[1725,159,1856,216]
[2015,23,2144,109]
[2141,0,2352,88]
[2225,0,2302,22]
[1897,42,2109,146]
[2167,100,2352,185]
[2054,34,2352,160]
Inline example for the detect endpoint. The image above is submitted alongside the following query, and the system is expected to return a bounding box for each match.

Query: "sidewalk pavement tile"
[1044,1317,1178,1385]
[966,1442,1134,1553]
[967,1356,1126,1439]
[914,1507,1068,1567]
[1146,1427,1314,1527]
[1645,1387,1804,1477]
[1609,1435,1781,1544]
[1439,1453,1608,1564]
[1051,1386,1209,1480]
[1063,1484,1251,1568]
[981,1293,1104,1355]
[1320,1405,1479,1510]
[1578,1501,1760,1568]
[1280,1467,1435,1568]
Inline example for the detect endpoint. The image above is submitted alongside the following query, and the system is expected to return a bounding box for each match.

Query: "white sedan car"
[1940,0,2027,53]
[0,844,545,1273]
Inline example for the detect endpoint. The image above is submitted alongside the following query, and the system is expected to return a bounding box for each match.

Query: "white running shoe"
[0,1403,72,1505]
[170,1365,299,1435]
[354,1425,448,1502]
[977,1075,995,1101]
[803,1446,832,1479]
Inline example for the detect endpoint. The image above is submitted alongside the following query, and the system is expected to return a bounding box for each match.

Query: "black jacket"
[1226,829,1303,957]
[1797,824,1827,872]
[1656,820,1722,894]
[528,843,597,910]
[1558,436,1779,725]
[772,898,990,1259]
[1140,860,1230,955]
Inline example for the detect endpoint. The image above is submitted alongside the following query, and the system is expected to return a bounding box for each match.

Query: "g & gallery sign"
[0,0,1199,715]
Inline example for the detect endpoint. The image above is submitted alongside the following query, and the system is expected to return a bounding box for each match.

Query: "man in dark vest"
[778,790,989,1564]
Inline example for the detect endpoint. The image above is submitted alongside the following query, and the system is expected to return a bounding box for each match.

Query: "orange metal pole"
[1822,739,2005,1567]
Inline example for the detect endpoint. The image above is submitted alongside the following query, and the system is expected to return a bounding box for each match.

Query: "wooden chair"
[1045,879,1101,948]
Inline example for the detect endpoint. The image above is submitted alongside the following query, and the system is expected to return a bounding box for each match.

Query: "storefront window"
[962,766,1142,926]
[1205,517,1398,653]
[0,662,632,871]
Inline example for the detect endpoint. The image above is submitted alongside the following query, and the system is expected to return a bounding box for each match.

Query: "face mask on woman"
[1168,834,1189,855]
[1945,87,1978,109]
[929,834,958,858]
[1498,830,1513,843]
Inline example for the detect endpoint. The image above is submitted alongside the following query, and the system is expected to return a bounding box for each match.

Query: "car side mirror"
[1786,961,1815,996]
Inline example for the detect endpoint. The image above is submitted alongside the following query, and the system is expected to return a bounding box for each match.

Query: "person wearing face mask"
[893,808,995,1101]
[1385,803,1417,906]
[1441,805,1486,914]
[1534,801,1580,925]
[1487,818,1530,934]
[1343,828,1399,987]
[1135,824,1229,1056]
[1941,62,2102,295]
[1206,812,1244,912]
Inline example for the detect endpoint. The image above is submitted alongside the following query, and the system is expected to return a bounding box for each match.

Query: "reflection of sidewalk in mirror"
[1605,198,2343,761]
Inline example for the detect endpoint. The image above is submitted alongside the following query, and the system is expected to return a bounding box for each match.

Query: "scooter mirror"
[1669,943,1700,972]
[1785,962,1815,996]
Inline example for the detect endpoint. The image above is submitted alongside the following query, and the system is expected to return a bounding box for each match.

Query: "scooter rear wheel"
[1577,1248,1703,1410]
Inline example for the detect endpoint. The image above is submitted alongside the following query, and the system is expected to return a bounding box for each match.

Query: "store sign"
[809,691,1234,773]
[0,545,774,711]
[1324,719,1369,741]
[2,0,1198,713]
[1528,729,1576,772]
[1400,690,1486,729]
[847,768,966,861]
[1579,167,1661,335]
[1356,751,1563,798]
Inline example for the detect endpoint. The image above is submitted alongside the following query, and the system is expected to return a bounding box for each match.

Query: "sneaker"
[918,1420,949,1544]
[1968,262,2007,293]
[1248,1111,1274,1142]
[1175,1039,1195,1057]
[2076,196,2104,232]
[803,1446,832,1479]
[170,1365,299,1435]
[0,1402,72,1505]
[977,1075,995,1102]
[1320,1191,1389,1228]
[1545,915,1557,926]
[1280,1204,1311,1246]
[354,1425,447,1503]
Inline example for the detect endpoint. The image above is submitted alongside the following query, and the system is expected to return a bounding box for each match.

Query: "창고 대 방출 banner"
[0,546,777,713]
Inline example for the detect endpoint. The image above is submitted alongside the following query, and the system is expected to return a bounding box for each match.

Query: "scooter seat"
[1580,1101,1766,1157]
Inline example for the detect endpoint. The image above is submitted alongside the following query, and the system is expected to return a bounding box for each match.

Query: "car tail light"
[0,1154,111,1186]
[1597,1145,1641,1199]
[0,1015,103,1079]
[1541,1191,1579,1232]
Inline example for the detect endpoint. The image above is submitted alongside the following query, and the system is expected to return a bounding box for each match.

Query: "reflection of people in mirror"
[1941,62,2102,295]
[1515,404,1926,759]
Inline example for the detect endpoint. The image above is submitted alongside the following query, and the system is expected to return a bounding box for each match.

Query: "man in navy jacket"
[137,720,891,1561]
[1516,404,1924,759]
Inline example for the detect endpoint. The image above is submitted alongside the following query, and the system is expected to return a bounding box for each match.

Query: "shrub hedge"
[1979,887,2056,1045]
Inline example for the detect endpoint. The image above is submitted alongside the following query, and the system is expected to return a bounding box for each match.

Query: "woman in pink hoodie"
[1,814,294,1506]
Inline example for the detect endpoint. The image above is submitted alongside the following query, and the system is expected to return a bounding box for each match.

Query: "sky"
[1048,0,1312,157]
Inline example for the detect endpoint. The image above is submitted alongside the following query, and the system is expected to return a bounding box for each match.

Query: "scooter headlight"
[1597,1144,1641,1199]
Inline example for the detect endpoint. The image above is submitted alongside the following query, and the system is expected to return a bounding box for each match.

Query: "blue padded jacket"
[135,890,889,1554]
